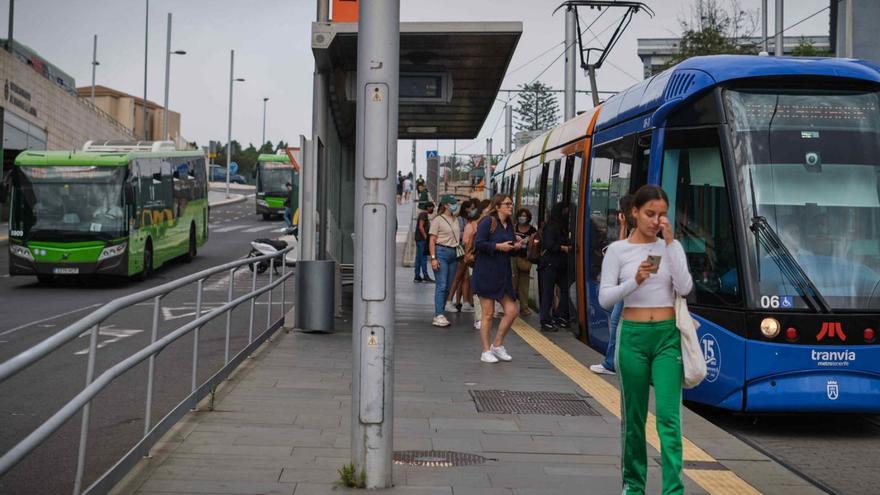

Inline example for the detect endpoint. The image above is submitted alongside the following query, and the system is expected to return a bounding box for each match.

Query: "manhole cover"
[469,389,600,416]
[393,450,487,467]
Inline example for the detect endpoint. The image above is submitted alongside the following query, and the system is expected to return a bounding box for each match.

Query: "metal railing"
[0,248,295,495]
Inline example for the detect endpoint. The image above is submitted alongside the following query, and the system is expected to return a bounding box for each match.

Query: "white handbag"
[675,294,707,389]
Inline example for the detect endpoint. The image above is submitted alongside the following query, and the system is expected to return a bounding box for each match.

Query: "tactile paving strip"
[392,450,487,467]
[469,389,600,416]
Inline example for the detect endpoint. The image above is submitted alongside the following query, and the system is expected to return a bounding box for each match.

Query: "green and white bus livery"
[8,141,209,282]
[255,152,298,221]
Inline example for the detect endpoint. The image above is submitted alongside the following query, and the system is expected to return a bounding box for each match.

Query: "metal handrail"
[0,247,295,494]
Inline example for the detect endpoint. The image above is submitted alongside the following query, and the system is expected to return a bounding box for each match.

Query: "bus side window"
[588,136,635,281]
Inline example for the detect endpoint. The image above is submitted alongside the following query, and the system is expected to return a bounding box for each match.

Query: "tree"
[258,141,274,154]
[669,0,758,65]
[514,81,560,132]
[791,37,831,57]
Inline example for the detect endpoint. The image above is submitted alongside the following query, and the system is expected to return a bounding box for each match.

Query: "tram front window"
[725,88,880,311]
[11,166,127,241]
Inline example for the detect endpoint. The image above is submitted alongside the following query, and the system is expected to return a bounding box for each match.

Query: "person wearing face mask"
[414,202,435,283]
[538,202,572,332]
[429,195,462,327]
[512,208,536,316]
[446,199,476,313]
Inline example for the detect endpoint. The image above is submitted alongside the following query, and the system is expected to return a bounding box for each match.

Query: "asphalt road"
[0,194,294,495]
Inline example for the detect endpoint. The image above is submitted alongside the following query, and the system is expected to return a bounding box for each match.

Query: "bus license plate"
[53,267,79,275]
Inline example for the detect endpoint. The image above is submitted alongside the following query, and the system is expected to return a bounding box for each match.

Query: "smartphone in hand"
[646,254,662,270]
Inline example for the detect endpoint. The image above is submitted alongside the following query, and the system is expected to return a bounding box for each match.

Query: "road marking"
[161,304,223,321]
[212,224,250,233]
[0,303,103,337]
[242,225,277,233]
[205,268,252,292]
[511,319,761,495]
[74,325,144,355]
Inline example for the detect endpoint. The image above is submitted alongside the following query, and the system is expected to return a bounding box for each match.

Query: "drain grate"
[393,450,487,467]
[469,389,600,416]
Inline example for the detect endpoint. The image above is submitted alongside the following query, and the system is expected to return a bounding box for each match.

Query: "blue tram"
[494,55,880,412]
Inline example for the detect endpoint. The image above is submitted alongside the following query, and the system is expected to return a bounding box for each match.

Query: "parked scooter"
[247,226,298,273]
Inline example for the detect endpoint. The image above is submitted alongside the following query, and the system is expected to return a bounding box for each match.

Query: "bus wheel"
[262,213,270,221]
[36,274,52,284]
[140,242,153,280]
[185,225,197,262]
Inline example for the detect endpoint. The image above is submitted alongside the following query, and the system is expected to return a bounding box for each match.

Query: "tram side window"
[522,166,540,227]
[588,137,635,280]
[661,128,741,306]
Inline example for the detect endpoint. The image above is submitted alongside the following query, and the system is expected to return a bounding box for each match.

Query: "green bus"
[255,152,298,221]
[8,141,209,282]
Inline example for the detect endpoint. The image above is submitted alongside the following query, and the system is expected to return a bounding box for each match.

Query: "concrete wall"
[0,48,133,151]
[835,0,880,65]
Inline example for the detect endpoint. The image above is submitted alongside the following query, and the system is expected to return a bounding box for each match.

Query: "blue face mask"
[448,204,458,214]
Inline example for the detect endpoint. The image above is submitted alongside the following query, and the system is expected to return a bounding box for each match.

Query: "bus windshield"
[11,166,127,241]
[725,88,880,311]
[258,163,295,196]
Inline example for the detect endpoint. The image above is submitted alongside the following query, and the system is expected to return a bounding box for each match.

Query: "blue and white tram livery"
[494,55,880,412]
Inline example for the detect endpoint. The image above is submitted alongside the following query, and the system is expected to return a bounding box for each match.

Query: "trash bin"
[295,260,336,332]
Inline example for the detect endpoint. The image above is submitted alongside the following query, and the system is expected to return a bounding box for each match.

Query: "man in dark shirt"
[414,201,435,283]
[283,182,295,228]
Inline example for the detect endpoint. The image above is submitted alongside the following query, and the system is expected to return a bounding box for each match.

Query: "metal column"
[225,50,235,198]
[163,13,172,141]
[774,0,783,56]
[762,0,768,53]
[564,5,576,121]
[351,0,399,488]
[504,105,512,154]
[484,138,492,199]
[90,35,98,105]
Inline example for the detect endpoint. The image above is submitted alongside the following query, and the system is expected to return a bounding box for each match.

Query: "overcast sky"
[1,0,831,175]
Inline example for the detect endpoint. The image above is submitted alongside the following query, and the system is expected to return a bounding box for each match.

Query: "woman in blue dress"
[472,193,523,363]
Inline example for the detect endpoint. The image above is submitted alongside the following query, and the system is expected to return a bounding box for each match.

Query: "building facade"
[75,85,183,146]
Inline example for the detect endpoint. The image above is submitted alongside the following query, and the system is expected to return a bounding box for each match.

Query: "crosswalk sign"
[426,150,438,158]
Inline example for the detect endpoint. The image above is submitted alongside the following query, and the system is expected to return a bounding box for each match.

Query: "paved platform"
[113,203,824,495]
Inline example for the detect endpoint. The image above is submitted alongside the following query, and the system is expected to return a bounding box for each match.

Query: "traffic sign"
[229,162,238,174]
[426,150,438,158]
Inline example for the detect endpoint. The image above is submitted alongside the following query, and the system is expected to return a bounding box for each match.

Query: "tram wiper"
[749,216,832,314]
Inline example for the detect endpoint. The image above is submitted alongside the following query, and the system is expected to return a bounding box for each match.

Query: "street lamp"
[162,12,186,142]
[226,49,245,198]
[90,34,99,105]
[261,97,270,148]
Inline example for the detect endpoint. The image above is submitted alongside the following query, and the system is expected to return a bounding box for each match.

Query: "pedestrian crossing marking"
[242,225,278,233]
[511,319,761,495]
[211,224,249,233]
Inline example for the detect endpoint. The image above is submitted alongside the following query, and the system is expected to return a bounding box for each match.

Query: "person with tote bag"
[598,184,694,495]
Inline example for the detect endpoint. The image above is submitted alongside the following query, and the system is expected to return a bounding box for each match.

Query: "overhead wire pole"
[762,0,768,53]
[504,104,513,154]
[143,0,149,140]
[564,5,576,120]
[485,138,492,199]
[90,35,98,105]
[775,0,784,56]
[351,0,399,488]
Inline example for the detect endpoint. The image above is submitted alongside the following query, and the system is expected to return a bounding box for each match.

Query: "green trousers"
[616,319,684,495]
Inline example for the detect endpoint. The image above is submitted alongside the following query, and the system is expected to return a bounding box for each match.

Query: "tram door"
[585,133,651,350]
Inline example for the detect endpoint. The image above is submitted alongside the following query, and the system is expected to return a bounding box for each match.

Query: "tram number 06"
[761,295,781,309]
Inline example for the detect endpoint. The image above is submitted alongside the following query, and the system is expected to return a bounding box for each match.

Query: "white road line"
[212,224,250,233]
[242,225,277,233]
[74,326,143,355]
[0,303,103,337]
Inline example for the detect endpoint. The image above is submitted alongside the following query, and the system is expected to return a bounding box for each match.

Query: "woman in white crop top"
[599,184,693,495]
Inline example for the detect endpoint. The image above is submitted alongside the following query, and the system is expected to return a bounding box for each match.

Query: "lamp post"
[226,49,245,198]
[162,12,186,142]
[262,97,269,148]
[143,0,149,140]
[90,35,99,105]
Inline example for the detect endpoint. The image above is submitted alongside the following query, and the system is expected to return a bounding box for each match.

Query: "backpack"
[526,227,543,264]
[465,216,497,266]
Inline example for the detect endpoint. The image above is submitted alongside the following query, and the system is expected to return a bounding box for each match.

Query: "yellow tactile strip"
[511,319,761,495]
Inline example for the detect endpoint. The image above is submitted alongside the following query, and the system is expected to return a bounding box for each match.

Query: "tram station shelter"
[307,20,521,265]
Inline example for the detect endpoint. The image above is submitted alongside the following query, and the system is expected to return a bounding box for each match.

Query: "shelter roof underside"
[312,22,522,142]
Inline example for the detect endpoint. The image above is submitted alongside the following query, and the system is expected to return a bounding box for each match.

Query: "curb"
[209,194,249,207]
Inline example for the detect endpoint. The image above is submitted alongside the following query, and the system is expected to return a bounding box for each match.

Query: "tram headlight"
[98,242,127,261]
[257,199,269,207]
[10,244,33,261]
[760,317,781,338]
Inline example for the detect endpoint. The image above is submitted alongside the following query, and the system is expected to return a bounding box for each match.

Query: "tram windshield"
[725,88,880,311]
[11,166,127,241]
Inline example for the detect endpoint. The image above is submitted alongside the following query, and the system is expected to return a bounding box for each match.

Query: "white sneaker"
[445,301,458,313]
[490,345,512,362]
[480,351,499,363]
[473,320,482,330]
[432,315,451,327]
[589,364,616,375]
[461,303,475,313]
